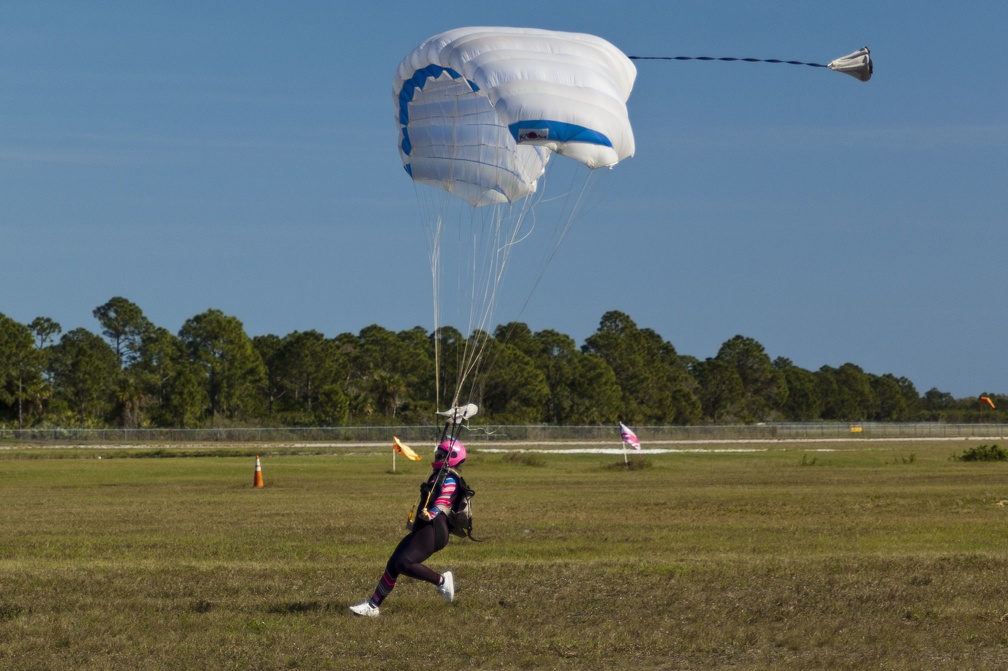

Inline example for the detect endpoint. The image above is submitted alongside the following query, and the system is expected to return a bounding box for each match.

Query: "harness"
[414,468,479,541]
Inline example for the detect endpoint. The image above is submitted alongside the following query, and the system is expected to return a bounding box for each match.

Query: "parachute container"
[827,47,873,82]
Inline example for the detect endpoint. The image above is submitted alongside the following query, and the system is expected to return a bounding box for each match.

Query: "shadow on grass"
[264,600,349,615]
[604,456,652,471]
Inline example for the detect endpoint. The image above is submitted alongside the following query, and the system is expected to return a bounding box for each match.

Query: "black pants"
[386,514,450,585]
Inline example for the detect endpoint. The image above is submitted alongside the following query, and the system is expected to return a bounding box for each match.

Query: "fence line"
[3,423,1008,445]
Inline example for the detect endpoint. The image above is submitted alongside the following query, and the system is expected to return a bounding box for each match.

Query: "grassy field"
[2,440,1008,669]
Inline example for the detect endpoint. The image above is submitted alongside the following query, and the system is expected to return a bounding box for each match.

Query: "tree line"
[0,297,1000,429]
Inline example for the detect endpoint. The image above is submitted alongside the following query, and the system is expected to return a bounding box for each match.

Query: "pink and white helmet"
[433,439,466,469]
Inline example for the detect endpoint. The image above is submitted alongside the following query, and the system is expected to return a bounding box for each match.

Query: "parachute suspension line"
[428,208,444,410]
[413,163,451,411]
[452,188,539,409]
[421,165,611,415]
[519,162,602,307]
[487,162,602,360]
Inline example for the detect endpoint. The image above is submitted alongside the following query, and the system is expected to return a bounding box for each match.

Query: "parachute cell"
[394,27,636,207]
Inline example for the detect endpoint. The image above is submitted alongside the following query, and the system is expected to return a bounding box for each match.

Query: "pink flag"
[619,422,641,450]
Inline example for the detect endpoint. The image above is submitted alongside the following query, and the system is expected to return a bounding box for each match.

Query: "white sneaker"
[436,571,454,603]
[349,601,379,617]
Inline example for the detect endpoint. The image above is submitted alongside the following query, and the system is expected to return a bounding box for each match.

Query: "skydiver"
[349,439,467,616]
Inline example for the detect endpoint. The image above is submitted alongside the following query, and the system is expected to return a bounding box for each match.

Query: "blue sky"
[2,1,1006,398]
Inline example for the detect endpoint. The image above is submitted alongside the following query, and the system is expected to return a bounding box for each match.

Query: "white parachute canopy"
[827,47,873,82]
[394,26,636,207]
[393,27,637,411]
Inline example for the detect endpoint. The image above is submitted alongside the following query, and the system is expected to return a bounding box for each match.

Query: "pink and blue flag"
[619,422,641,450]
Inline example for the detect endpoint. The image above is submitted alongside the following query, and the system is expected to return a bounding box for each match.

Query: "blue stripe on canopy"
[509,120,613,148]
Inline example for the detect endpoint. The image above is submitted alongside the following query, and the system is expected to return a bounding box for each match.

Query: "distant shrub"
[503,452,546,467]
[953,444,1007,462]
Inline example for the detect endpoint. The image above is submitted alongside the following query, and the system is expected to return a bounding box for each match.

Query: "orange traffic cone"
[253,455,264,488]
